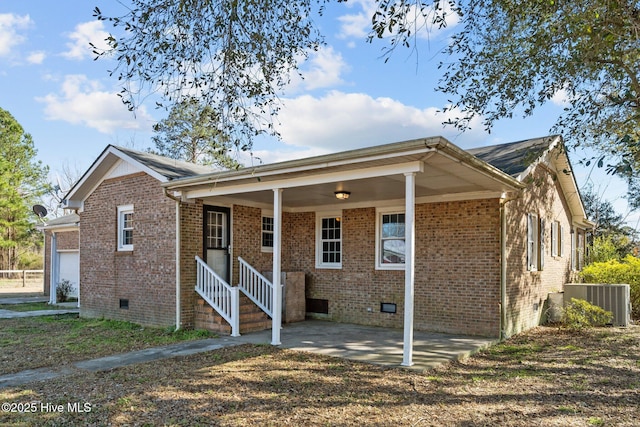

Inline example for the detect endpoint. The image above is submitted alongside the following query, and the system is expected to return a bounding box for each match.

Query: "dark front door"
[203,206,230,283]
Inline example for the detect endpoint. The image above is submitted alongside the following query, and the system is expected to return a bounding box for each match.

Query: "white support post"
[271,188,283,345]
[402,172,416,367]
[49,233,58,305]
[230,287,241,337]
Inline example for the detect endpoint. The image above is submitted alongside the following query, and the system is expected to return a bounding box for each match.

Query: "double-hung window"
[261,215,274,252]
[376,209,405,270]
[117,205,134,251]
[316,213,342,269]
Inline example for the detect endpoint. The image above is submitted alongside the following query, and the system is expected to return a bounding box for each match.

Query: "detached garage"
[40,213,80,305]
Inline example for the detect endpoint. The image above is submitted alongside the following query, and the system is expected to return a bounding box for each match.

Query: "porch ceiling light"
[334,191,351,200]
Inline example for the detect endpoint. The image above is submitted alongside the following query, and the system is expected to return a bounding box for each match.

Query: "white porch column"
[49,233,58,305]
[271,188,283,345]
[402,172,416,366]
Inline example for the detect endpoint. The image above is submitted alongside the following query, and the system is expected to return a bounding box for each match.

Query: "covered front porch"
[168,137,523,366]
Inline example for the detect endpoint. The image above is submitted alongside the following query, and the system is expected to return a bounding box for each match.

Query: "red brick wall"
[80,172,177,327]
[232,205,273,281]
[504,164,574,336]
[179,200,203,328]
[415,200,501,336]
[56,230,79,250]
[231,200,502,337]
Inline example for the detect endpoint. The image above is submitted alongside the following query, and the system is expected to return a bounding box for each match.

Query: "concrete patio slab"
[222,320,497,371]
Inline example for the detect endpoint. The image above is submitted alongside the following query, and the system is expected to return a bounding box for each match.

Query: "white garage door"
[58,251,79,298]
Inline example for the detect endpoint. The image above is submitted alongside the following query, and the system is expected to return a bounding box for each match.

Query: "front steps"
[195,293,271,335]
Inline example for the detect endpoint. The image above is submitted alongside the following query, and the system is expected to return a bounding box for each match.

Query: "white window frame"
[375,207,406,270]
[261,210,274,253]
[315,211,342,269]
[117,204,134,252]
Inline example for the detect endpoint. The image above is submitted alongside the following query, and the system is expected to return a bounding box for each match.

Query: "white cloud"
[290,46,349,92]
[337,0,377,39]
[551,87,571,107]
[36,74,154,134]
[337,0,460,42]
[62,20,110,60]
[272,91,484,154]
[0,13,32,57]
[26,51,46,64]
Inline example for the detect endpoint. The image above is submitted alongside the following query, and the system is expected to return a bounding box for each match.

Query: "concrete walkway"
[0,296,79,318]
[0,319,496,389]
[0,296,48,304]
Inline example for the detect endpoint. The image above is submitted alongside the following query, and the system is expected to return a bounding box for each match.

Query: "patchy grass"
[0,315,215,374]
[0,321,639,426]
[0,302,69,312]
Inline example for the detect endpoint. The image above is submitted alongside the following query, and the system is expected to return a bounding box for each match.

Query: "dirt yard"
[0,316,638,426]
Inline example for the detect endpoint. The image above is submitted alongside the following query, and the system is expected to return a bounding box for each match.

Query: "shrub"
[56,279,75,303]
[581,255,640,319]
[587,235,622,264]
[562,298,613,331]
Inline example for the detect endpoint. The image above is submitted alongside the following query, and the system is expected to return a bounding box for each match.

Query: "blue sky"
[1,0,637,228]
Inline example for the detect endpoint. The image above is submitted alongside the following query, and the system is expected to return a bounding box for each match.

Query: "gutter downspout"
[175,200,181,331]
[164,188,183,332]
[500,194,519,340]
[49,233,57,305]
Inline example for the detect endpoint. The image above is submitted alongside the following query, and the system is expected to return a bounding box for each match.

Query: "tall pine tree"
[0,108,49,270]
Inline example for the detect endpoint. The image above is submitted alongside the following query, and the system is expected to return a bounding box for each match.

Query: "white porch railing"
[195,256,240,337]
[238,256,273,317]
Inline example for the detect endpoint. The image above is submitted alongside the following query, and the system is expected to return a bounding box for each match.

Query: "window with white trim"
[376,209,405,269]
[261,216,274,252]
[117,205,134,251]
[316,213,342,269]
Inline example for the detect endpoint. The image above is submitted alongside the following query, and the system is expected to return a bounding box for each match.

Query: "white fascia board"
[37,224,78,233]
[41,224,79,232]
[165,144,438,190]
[183,161,425,200]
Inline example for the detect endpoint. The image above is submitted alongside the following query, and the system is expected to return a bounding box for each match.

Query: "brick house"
[63,135,591,366]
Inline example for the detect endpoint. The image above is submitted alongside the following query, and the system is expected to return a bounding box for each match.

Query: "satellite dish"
[32,205,48,219]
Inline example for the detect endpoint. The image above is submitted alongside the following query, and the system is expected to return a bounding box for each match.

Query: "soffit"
[192,150,518,209]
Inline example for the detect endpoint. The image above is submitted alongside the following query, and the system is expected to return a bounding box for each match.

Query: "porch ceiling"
[188,151,519,210]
